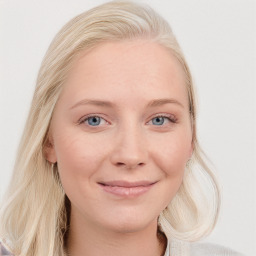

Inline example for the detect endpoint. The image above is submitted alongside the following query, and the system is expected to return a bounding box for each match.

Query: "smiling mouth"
[97,180,157,197]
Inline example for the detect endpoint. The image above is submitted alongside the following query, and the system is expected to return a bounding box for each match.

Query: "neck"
[66,210,167,256]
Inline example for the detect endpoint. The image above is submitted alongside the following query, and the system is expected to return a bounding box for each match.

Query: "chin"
[99,211,158,234]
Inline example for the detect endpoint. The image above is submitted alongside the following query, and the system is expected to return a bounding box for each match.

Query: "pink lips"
[98,180,156,197]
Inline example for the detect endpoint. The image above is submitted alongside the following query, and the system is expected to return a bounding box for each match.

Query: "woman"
[0,1,244,256]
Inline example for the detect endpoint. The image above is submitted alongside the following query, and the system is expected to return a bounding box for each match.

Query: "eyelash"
[148,114,177,126]
[78,113,177,127]
[78,114,109,127]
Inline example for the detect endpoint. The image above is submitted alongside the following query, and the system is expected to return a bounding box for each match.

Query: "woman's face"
[46,40,193,233]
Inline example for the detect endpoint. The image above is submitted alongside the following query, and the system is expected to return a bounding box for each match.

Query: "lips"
[98,180,157,197]
[98,180,156,187]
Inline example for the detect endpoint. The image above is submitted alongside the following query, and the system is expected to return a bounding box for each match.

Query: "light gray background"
[0,0,255,255]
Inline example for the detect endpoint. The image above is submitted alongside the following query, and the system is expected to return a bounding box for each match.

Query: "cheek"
[150,132,191,176]
[151,134,191,208]
[53,129,107,189]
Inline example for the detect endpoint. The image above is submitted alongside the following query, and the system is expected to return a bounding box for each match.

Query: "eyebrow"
[146,98,184,108]
[70,98,184,110]
[70,99,114,109]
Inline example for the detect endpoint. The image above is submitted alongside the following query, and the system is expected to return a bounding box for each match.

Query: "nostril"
[115,162,145,169]
[117,162,125,166]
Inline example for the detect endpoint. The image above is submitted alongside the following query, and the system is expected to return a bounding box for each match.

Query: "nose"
[110,126,148,169]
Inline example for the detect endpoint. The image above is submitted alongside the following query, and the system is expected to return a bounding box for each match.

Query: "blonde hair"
[0,1,220,255]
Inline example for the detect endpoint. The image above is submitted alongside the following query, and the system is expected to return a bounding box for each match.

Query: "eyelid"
[147,113,177,124]
[78,114,110,125]
[78,112,177,126]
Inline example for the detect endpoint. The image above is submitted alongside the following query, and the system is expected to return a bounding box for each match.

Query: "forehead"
[59,40,188,109]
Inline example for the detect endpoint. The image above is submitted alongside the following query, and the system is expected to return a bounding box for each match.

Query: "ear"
[43,133,57,164]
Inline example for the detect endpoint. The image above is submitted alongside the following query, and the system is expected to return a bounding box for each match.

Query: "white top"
[164,239,245,256]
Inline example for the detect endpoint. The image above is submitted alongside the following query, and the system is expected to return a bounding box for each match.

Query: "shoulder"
[168,239,245,256]
[190,242,245,256]
[0,242,13,256]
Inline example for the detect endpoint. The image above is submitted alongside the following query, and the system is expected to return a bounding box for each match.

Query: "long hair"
[0,1,220,255]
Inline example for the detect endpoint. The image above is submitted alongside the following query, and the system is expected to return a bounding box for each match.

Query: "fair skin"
[45,39,193,256]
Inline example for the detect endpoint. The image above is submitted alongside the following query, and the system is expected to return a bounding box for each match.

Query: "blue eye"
[79,115,110,128]
[152,116,165,125]
[149,115,176,126]
[86,116,102,126]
